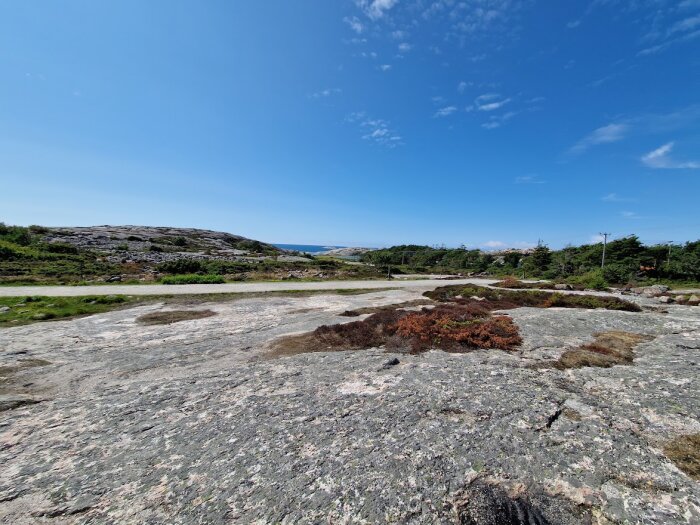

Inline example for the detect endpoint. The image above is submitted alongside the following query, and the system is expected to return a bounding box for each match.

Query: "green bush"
[567,270,609,290]
[157,259,204,274]
[160,274,225,285]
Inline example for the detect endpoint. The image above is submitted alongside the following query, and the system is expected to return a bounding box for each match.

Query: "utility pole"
[667,241,673,266]
[600,232,610,268]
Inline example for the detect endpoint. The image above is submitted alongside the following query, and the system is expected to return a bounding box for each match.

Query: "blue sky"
[1,0,699,248]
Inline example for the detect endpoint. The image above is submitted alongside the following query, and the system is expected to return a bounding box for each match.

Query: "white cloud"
[390,30,407,40]
[567,20,581,28]
[668,14,700,35]
[621,211,641,219]
[641,142,700,169]
[570,123,628,153]
[348,111,403,148]
[474,93,510,112]
[482,111,518,129]
[590,234,605,244]
[458,81,470,93]
[515,175,545,184]
[398,42,412,52]
[483,240,506,248]
[344,16,364,34]
[602,192,634,202]
[357,0,399,21]
[379,64,392,71]
[310,88,342,99]
[434,106,457,118]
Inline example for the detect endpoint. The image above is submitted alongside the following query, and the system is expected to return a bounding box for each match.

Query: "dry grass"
[554,331,653,370]
[136,309,217,325]
[664,434,700,480]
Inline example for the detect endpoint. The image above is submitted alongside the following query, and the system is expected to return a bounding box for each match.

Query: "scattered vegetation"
[160,274,226,284]
[137,309,217,325]
[424,285,641,312]
[553,331,654,369]
[0,295,133,327]
[270,286,641,358]
[664,434,700,480]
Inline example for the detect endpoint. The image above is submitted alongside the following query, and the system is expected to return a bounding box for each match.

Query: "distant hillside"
[40,225,281,256]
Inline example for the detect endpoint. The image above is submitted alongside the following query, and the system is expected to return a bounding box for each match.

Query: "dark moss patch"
[136,309,217,325]
[664,434,700,480]
[425,284,640,312]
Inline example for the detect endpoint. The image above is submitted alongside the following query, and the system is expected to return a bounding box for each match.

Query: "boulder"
[554,283,573,291]
[658,296,674,304]
[688,295,700,305]
[0,306,10,313]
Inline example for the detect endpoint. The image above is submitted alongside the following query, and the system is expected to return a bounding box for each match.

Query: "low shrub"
[566,269,608,291]
[160,274,225,285]
[157,259,204,274]
[425,285,640,312]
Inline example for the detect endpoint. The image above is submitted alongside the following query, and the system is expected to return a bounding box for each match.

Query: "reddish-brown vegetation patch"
[269,285,641,358]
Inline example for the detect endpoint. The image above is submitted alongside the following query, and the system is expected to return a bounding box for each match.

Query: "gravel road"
[0,278,495,297]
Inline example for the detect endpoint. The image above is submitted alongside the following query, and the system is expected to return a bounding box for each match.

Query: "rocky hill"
[41,225,280,256]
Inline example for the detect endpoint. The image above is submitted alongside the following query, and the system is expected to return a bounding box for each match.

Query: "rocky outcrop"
[0,289,698,523]
[41,225,280,255]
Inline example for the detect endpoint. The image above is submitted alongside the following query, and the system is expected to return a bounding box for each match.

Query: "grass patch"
[425,284,640,312]
[664,434,700,480]
[551,331,654,370]
[160,274,226,285]
[0,295,133,327]
[136,309,217,325]
[0,288,396,328]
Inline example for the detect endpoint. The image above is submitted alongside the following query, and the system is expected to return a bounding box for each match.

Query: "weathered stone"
[554,283,573,291]
[0,306,9,313]
[0,288,698,523]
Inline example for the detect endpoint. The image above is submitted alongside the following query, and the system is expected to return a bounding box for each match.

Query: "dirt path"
[0,278,495,297]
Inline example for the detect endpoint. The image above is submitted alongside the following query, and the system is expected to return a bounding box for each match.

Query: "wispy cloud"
[482,111,518,129]
[356,0,399,21]
[483,240,506,248]
[378,64,392,71]
[567,19,581,29]
[570,123,628,154]
[344,16,364,34]
[475,93,511,112]
[347,111,403,148]
[433,106,458,118]
[515,175,546,184]
[309,88,342,99]
[457,81,470,93]
[621,210,641,219]
[397,42,412,53]
[641,142,700,169]
[602,192,634,202]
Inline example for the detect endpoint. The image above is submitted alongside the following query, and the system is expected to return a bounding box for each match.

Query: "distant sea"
[274,244,346,254]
